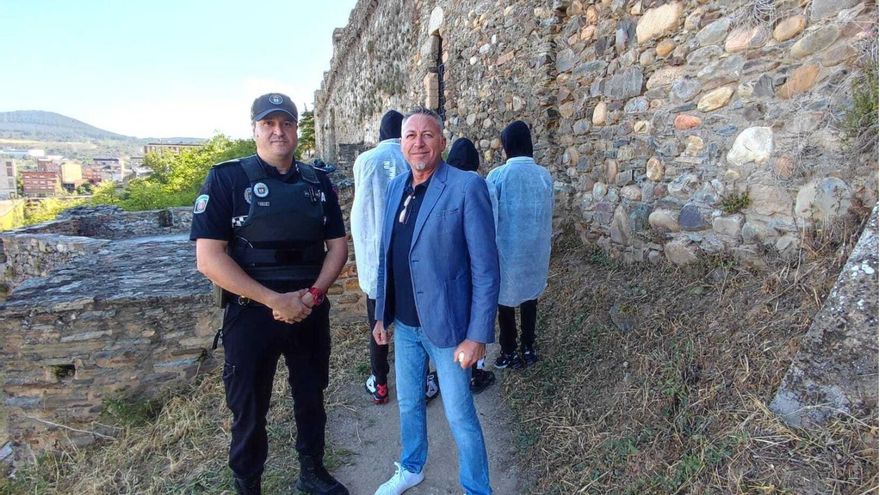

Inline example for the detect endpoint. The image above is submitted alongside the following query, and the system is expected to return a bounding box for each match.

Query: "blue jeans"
[394,320,492,495]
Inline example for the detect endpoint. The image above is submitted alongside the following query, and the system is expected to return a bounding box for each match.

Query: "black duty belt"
[236,296,267,308]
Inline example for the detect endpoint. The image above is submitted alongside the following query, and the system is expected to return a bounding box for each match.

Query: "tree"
[94,133,256,211]
[76,182,94,195]
[296,109,316,160]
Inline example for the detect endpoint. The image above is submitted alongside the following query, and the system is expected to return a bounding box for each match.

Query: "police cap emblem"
[268,94,284,105]
[253,182,270,198]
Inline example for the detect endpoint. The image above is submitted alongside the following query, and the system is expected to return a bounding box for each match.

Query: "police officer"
[191,93,349,495]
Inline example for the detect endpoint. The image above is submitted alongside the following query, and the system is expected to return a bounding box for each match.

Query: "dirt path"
[327,343,523,494]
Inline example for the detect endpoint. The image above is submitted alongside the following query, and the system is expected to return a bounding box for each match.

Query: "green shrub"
[720,192,750,214]
[843,64,879,152]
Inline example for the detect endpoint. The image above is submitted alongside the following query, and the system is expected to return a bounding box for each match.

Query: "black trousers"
[221,300,331,480]
[367,298,390,385]
[498,299,538,354]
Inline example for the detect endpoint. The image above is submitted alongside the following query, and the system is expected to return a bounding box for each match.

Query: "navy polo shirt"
[189,156,345,242]
[388,176,431,327]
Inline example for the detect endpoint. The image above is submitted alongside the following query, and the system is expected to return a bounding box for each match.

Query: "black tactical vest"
[230,155,326,292]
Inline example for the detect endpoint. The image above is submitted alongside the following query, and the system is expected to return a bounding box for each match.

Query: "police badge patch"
[194,194,210,214]
[244,187,253,204]
[253,182,269,198]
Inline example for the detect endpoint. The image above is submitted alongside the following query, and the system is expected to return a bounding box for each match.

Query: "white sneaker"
[374,462,425,495]
[365,374,378,394]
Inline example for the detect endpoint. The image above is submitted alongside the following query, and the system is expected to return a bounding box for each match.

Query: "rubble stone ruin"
[0,186,363,463]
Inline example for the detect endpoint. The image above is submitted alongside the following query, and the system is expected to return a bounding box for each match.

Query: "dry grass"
[2,211,877,494]
[0,322,367,495]
[502,213,877,494]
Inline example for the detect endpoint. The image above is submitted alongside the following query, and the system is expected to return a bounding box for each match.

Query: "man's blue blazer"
[375,162,500,347]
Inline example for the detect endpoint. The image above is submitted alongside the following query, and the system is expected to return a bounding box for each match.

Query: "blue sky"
[0,0,358,139]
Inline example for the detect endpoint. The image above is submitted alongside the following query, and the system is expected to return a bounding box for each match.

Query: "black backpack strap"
[239,155,268,183]
[296,162,321,185]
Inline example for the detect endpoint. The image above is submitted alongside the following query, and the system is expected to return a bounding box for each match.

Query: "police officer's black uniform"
[190,153,347,494]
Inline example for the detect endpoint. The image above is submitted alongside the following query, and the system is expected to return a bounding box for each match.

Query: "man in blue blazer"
[372,107,500,495]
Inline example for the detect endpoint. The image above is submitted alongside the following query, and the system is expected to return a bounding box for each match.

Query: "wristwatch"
[307,287,325,306]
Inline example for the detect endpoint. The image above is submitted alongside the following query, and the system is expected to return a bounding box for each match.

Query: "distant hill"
[0,110,135,142]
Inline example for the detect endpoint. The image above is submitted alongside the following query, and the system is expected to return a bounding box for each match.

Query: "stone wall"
[770,205,878,426]
[0,189,366,460]
[0,206,194,290]
[0,234,109,289]
[0,238,218,456]
[315,0,878,264]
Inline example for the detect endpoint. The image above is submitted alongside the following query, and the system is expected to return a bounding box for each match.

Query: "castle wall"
[315,0,878,264]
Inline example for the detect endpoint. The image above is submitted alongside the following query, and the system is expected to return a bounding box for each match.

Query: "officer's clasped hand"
[270,289,312,324]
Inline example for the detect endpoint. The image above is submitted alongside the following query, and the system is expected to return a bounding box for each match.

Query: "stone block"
[712,214,744,238]
[678,204,707,231]
[727,127,773,166]
[795,178,853,223]
[791,25,840,58]
[811,0,860,19]
[697,86,735,112]
[725,25,769,53]
[748,184,792,216]
[649,209,681,233]
[636,2,683,43]
[773,15,807,42]
[603,67,644,100]
[696,17,731,46]
[664,239,699,265]
[778,64,820,99]
[646,66,685,90]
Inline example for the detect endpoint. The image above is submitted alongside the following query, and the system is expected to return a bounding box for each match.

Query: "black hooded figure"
[379,110,403,141]
[489,118,554,372]
[500,120,533,159]
[447,138,480,172]
[441,136,497,393]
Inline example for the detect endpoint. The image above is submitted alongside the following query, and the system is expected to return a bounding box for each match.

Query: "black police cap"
[251,93,298,122]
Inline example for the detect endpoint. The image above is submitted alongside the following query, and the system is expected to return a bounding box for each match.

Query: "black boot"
[233,475,261,495]
[295,454,349,495]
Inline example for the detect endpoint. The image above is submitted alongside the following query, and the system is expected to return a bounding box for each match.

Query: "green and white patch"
[193,194,210,214]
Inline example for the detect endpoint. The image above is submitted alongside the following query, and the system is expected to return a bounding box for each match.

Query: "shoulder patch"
[194,194,210,214]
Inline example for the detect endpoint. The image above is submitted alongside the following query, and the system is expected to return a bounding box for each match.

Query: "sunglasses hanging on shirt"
[398,191,416,224]
[397,188,416,223]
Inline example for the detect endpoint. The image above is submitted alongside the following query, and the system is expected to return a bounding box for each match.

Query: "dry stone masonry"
[0,187,365,461]
[315,0,878,430]
[315,0,877,265]
[770,205,879,427]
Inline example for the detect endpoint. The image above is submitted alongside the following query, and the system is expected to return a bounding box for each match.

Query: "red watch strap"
[308,287,325,305]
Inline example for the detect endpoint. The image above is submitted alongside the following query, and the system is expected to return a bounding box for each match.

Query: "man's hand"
[270,289,311,324]
[453,339,486,369]
[301,290,316,309]
[373,320,391,345]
